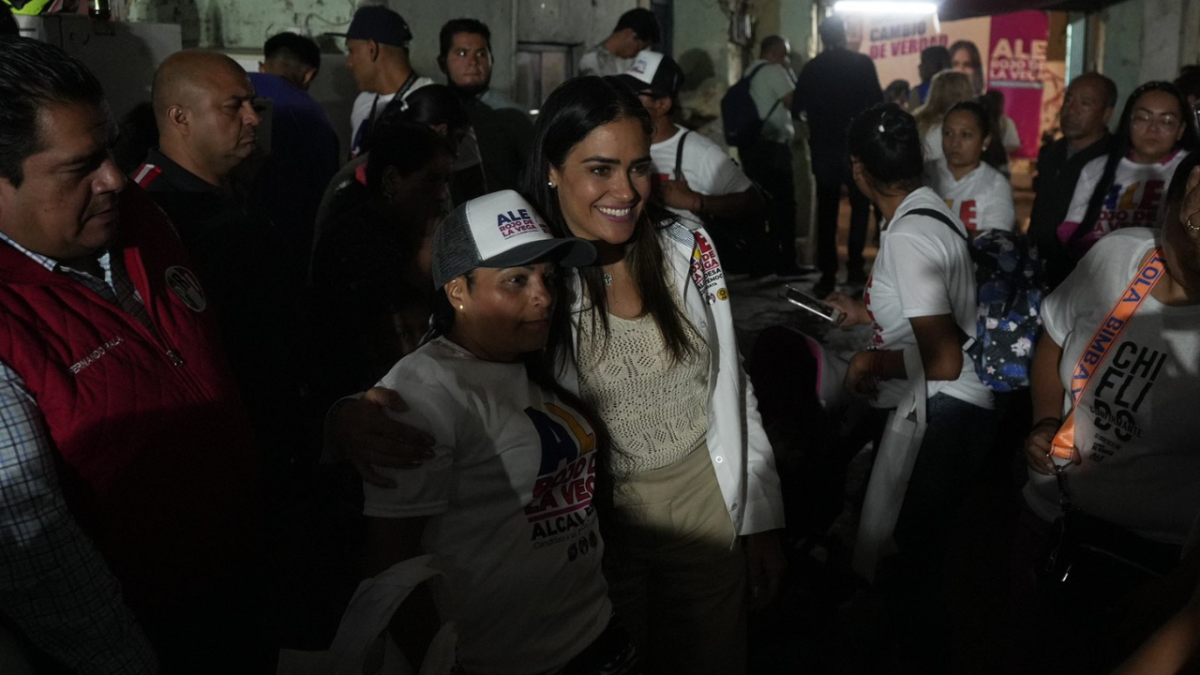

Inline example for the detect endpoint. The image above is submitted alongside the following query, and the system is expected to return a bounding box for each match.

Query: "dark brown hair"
[520,76,698,366]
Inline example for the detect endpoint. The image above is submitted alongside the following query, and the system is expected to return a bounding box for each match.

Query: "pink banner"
[987,11,1050,159]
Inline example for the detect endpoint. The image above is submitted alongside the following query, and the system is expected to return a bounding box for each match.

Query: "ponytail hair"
[848,102,924,193]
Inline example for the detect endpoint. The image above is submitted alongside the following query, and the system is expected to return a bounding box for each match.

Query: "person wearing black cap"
[361,190,643,674]
[334,5,433,156]
[794,16,882,297]
[578,7,660,77]
[617,52,764,233]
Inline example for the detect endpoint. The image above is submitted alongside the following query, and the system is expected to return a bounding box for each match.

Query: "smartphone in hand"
[783,286,844,323]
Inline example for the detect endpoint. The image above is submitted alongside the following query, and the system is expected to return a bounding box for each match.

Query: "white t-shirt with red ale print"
[1057,149,1189,257]
[863,187,993,410]
[925,158,1016,234]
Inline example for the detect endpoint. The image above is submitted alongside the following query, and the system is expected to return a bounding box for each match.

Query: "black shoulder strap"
[905,207,968,242]
[903,208,975,349]
[674,130,691,180]
[747,63,770,81]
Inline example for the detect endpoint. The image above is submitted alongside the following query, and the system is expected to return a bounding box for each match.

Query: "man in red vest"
[0,38,263,673]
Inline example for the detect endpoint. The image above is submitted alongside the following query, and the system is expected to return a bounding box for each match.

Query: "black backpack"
[721,64,781,148]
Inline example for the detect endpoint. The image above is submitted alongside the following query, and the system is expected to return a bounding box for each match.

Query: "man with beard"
[438,18,533,192]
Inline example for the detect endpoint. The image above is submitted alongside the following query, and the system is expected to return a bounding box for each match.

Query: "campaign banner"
[987,11,1050,159]
[842,10,1059,163]
[843,14,990,102]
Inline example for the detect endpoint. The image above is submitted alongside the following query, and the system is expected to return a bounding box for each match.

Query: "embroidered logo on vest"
[165,266,206,312]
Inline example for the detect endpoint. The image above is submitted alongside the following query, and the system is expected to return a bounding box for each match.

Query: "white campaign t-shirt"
[922,123,944,163]
[864,187,993,409]
[364,338,611,675]
[746,60,795,144]
[1058,150,1189,254]
[651,126,754,229]
[925,158,1016,233]
[1025,229,1200,544]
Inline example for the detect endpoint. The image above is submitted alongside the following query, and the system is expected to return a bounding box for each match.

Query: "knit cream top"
[577,306,711,474]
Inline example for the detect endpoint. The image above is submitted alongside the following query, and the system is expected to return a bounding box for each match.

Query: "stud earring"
[458,304,464,311]
[547,181,556,188]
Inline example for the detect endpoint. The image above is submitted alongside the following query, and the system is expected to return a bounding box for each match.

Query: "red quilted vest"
[0,185,260,613]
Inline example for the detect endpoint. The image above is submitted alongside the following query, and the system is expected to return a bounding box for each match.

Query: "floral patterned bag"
[906,209,1046,392]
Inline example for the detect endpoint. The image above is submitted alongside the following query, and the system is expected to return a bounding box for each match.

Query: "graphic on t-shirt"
[523,403,598,551]
[1084,339,1167,461]
[1097,180,1167,228]
[945,198,979,232]
[1059,180,1168,248]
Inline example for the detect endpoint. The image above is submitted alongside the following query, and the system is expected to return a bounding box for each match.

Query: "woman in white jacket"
[520,76,785,675]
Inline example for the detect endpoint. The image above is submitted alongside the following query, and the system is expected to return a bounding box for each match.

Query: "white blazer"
[558,222,786,538]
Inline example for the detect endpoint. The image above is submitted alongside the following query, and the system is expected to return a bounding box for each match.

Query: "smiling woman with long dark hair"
[520,76,785,675]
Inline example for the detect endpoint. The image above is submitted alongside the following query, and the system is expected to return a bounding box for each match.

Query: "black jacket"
[793,48,882,181]
[1028,134,1114,288]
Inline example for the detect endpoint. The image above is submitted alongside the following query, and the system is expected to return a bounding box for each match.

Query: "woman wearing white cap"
[361,190,641,674]
[334,79,784,675]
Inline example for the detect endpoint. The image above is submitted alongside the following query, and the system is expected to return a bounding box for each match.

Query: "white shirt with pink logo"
[1057,149,1189,257]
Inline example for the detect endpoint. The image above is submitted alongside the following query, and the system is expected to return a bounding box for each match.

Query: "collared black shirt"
[139,148,317,464]
[1029,134,1114,289]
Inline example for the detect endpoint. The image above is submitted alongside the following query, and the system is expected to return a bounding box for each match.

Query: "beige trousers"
[602,443,747,675]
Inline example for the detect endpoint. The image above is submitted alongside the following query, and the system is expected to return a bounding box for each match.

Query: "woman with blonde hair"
[912,70,976,162]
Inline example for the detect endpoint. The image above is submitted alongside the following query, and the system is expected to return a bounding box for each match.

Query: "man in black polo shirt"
[137,50,332,647]
[137,51,314,458]
[1029,72,1116,288]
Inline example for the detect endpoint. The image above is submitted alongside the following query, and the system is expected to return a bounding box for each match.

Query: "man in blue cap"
[334,5,432,156]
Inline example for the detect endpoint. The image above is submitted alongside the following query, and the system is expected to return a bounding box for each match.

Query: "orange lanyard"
[1050,248,1167,459]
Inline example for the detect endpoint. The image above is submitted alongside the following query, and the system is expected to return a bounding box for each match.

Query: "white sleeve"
[362,367,460,519]
[577,51,599,77]
[1062,157,1105,228]
[691,141,752,196]
[738,374,786,535]
[1040,233,1134,346]
[763,64,794,103]
[979,176,1015,233]
[884,231,955,318]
